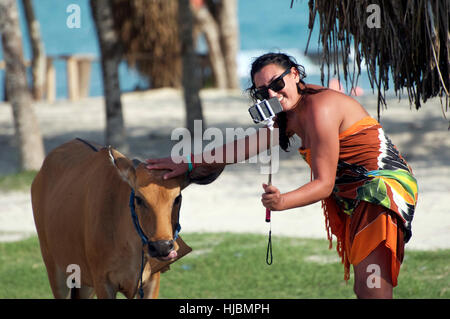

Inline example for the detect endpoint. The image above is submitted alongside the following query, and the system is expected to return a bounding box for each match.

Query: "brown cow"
[31,138,223,299]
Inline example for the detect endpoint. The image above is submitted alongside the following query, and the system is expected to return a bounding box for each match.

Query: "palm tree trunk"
[192,4,228,89]
[90,0,128,153]
[22,0,46,100]
[178,0,205,135]
[0,0,45,171]
[218,0,240,89]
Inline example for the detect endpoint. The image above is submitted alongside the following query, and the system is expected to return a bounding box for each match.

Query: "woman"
[146,52,418,299]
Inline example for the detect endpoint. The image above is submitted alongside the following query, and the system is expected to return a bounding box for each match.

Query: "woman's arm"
[202,125,276,164]
[262,101,340,210]
[147,125,276,179]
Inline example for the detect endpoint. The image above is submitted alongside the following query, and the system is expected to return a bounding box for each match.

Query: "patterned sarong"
[299,116,418,283]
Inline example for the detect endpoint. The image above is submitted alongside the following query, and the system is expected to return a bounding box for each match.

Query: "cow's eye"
[135,196,144,206]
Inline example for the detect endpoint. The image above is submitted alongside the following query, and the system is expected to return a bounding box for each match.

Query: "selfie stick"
[265,121,274,223]
[256,100,275,223]
[261,105,274,265]
[250,98,282,266]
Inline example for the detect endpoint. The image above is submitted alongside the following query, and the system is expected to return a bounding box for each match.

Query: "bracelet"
[186,153,194,173]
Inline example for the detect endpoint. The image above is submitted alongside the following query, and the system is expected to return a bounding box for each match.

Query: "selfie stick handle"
[265,121,273,265]
[265,207,271,223]
[265,121,274,223]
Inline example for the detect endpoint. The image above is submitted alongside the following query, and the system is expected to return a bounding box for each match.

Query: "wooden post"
[66,56,79,101]
[45,56,55,103]
[77,57,92,98]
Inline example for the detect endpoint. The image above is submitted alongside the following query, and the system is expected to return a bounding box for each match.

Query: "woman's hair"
[247,52,325,151]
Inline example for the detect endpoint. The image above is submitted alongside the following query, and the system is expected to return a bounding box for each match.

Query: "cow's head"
[107,147,223,261]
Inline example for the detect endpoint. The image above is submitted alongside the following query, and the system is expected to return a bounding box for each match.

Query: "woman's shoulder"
[301,88,339,115]
[304,85,344,102]
[304,86,365,113]
[302,85,371,133]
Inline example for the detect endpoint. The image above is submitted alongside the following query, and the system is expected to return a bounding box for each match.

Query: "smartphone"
[248,97,283,124]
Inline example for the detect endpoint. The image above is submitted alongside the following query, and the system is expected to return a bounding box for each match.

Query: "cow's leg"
[143,272,161,299]
[37,239,71,298]
[45,262,70,299]
[70,285,95,299]
[93,280,117,299]
[79,286,95,298]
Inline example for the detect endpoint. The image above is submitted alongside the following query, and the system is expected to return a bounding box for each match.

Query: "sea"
[0,0,375,101]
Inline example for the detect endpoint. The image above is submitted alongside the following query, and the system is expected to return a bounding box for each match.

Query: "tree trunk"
[22,0,46,100]
[178,0,205,135]
[218,0,240,89]
[90,0,128,154]
[0,0,45,171]
[192,4,228,89]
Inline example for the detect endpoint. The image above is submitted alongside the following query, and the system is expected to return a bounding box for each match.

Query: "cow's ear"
[107,146,136,187]
[182,164,225,189]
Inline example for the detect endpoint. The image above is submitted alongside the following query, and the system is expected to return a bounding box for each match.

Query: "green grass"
[0,236,50,298]
[0,171,37,193]
[0,233,448,299]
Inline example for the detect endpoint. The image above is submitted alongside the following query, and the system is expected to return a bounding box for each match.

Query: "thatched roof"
[298,0,449,117]
[111,0,181,88]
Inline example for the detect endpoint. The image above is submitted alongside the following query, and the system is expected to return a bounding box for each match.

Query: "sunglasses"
[254,68,291,101]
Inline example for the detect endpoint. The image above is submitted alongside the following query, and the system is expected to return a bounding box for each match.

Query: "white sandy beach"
[0,88,449,251]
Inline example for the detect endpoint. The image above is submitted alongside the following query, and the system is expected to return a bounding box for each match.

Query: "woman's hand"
[146,157,189,180]
[261,183,285,211]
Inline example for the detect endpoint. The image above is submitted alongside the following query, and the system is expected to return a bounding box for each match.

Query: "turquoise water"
[0,0,373,101]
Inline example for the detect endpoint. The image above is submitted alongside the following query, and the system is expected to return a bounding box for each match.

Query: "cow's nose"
[148,240,174,257]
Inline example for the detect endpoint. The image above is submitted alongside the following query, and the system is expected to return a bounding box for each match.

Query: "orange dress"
[299,117,418,286]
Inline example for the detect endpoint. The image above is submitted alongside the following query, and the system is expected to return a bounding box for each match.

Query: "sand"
[0,88,449,251]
